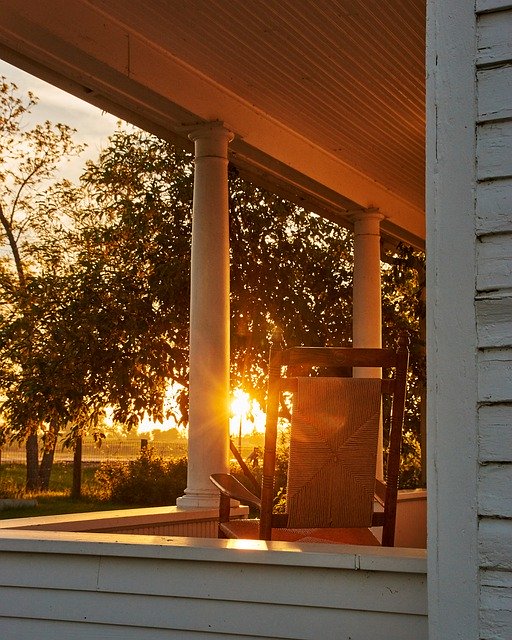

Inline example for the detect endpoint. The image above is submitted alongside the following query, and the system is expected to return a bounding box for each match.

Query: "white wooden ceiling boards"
[0,0,426,247]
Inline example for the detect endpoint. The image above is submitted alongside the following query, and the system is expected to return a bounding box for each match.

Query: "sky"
[0,58,119,182]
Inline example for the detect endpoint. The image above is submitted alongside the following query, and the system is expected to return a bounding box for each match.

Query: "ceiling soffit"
[0,0,426,246]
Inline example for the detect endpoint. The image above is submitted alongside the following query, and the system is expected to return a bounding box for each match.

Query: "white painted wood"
[0,1,426,247]
[479,463,512,516]
[0,528,425,571]
[477,9,512,66]
[426,1,480,638]
[0,532,428,640]
[101,519,219,537]
[477,121,512,181]
[0,619,264,640]
[178,123,233,509]
[476,233,512,291]
[351,209,384,479]
[478,66,512,122]
[0,587,427,640]
[477,0,512,13]
[0,552,427,614]
[479,404,512,461]
[481,569,512,589]
[480,571,512,640]
[479,517,512,569]
[477,178,512,235]
[394,491,427,549]
[351,210,384,352]
[480,606,512,640]
[476,294,512,348]
[0,505,248,534]
[478,349,512,402]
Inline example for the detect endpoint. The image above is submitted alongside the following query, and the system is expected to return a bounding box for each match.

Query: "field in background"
[0,434,187,464]
[0,431,266,519]
[0,430,264,464]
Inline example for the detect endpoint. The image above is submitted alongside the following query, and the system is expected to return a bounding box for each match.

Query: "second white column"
[351,209,385,480]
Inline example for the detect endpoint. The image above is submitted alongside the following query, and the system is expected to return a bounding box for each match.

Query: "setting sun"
[229,389,265,437]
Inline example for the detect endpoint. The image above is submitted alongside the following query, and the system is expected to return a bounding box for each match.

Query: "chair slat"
[281,347,399,369]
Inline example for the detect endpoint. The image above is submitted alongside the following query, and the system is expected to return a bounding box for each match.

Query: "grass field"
[0,462,125,520]
[0,434,267,521]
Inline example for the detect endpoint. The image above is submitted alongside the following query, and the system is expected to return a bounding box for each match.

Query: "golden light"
[230,388,251,418]
[229,388,265,437]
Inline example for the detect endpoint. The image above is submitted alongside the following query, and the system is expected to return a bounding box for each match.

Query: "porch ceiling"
[0,0,425,247]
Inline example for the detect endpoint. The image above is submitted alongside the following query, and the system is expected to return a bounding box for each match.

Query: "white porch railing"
[0,527,427,640]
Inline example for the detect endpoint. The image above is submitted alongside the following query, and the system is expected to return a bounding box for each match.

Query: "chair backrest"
[259,338,409,546]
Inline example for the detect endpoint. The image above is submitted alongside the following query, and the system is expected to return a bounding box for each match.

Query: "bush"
[0,477,25,499]
[94,448,187,506]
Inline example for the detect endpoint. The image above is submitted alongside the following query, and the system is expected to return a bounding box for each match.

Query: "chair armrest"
[210,473,262,510]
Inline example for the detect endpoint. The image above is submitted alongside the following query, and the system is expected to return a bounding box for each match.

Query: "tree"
[69,127,356,420]
[382,244,426,485]
[0,77,85,489]
[0,88,425,490]
[74,127,424,454]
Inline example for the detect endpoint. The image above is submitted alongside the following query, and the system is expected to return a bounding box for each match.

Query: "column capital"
[348,208,384,235]
[186,121,234,158]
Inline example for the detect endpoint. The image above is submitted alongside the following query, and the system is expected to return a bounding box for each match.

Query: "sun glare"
[230,389,265,437]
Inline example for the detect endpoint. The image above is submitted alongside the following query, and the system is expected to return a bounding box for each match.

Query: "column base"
[176,489,221,510]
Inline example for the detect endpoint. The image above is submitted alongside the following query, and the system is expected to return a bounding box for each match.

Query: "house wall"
[427,1,512,639]
[0,531,427,640]
[476,3,512,638]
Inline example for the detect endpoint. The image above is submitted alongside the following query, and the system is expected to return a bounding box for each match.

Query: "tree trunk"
[25,432,39,491]
[38,425,59,491]
[71,435,82,499]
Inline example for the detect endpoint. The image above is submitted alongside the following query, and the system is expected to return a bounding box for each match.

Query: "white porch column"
[350,209,384,479]
[177,122,234,509]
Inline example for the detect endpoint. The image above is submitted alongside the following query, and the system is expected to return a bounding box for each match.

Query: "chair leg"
[218,493,232,539]
[219,492,231,518]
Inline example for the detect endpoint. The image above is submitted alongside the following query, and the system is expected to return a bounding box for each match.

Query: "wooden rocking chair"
[211,338,409,547]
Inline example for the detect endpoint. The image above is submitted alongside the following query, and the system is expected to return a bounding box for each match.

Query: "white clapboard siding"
[476,234,512,292]
[0,533,428,640]
[477,121,512,181]
[89,519,218,537]
[476,0,512,13]
[478,463,512,517]
[479,404,512,462]
[475,4,512,639]
[476,178,512,235]
[476,293,512,348]
[477,8,512,66]
[480,570,512,640]
[478,66,512,123]
[478,349,512,402]
[0,619,257,640]
[479,518,512,570]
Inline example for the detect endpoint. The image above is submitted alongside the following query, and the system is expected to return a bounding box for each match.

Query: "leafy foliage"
[94,448,187,506]
[0,77,86,488]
